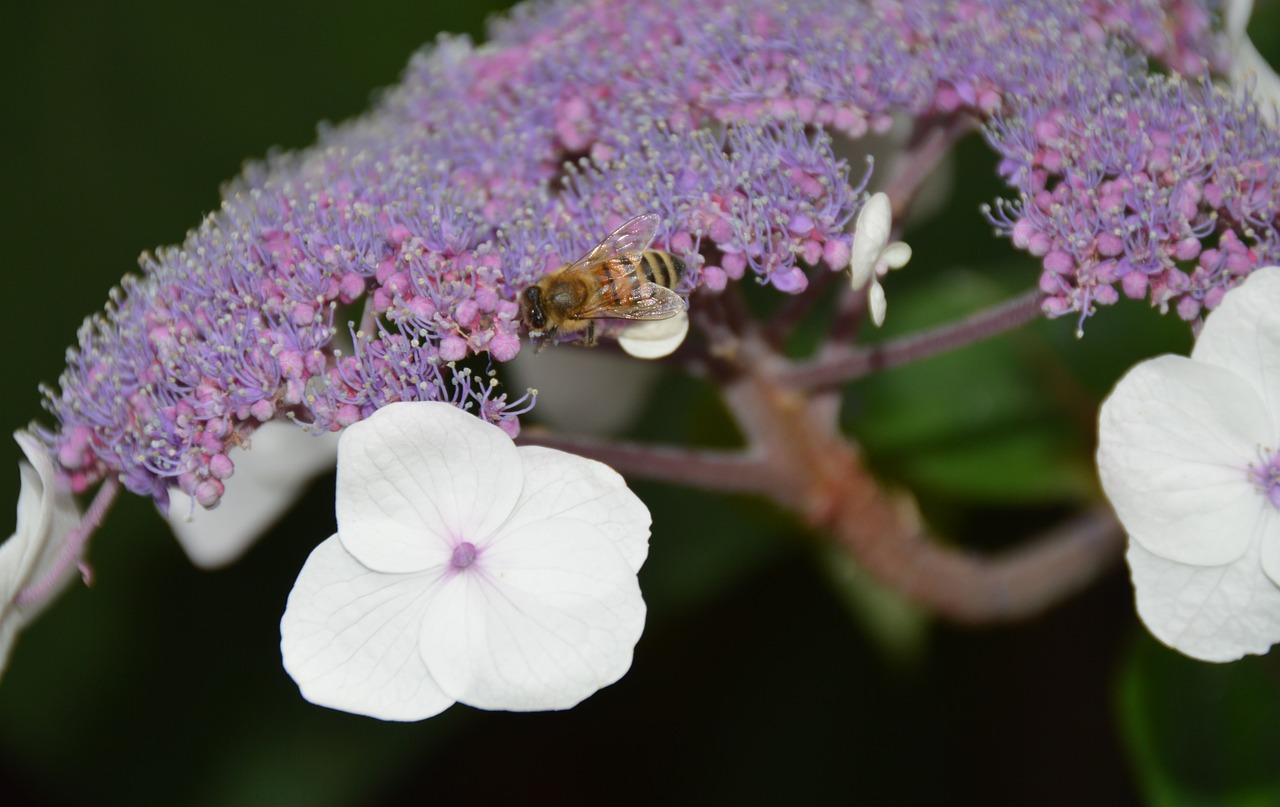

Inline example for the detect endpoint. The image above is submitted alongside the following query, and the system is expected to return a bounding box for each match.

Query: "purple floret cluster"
[39,0,1237,507]
[986,72,1279,329]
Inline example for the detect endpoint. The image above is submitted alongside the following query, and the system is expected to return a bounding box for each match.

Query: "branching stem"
[517,430,771,495]
[782,286,1044,388]
[527,319,1122,625]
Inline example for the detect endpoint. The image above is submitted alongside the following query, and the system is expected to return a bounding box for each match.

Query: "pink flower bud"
[439,335,468,361]
[489,331,521,362]
[339,272,366,303]
[209,454,235,479]
[250,400,276,421]
[823,237,851,270]
[194,478,225,509]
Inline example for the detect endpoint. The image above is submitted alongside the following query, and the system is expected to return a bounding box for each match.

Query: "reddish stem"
[783,286,1044,388]
[518,429,771,496]
[719,336,1122,623]
[15,477,119,607]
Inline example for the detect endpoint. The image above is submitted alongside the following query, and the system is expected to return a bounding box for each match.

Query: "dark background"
[1,3,1278,805]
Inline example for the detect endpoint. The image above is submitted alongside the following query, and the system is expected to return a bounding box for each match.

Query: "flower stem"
[530,314,1120,623]
[762,263,841,345]
[719,332,1122,623]
[880,114,975,221]
[516,430,772,495]
[782,286,1044,388]
[15,477,120,607]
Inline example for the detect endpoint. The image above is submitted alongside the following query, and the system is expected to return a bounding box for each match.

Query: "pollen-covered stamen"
[450,541,479,569]
[1247,446,1280,509]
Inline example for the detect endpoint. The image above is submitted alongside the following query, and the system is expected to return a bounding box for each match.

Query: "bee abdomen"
[640,250,685,289]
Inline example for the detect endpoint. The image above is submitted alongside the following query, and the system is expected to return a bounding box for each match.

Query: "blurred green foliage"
[1120,636,1280,806]
[1,2,1277,805]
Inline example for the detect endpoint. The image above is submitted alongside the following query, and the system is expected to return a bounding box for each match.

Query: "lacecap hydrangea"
[32,0,1248,520]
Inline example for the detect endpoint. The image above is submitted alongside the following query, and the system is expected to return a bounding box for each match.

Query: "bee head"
[521,286,546,331]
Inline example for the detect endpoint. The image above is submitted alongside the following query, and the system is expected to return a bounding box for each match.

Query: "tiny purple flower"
[1249,448,1280,510]
[450,541,480,570]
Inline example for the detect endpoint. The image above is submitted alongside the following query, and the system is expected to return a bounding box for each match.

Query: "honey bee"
[520,213,686,350]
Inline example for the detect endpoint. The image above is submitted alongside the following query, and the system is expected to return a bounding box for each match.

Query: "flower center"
[450,541,479,569]
[1247,447,1280,510]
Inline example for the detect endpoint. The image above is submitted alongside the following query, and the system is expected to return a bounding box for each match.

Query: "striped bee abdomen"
[637,250,685,289]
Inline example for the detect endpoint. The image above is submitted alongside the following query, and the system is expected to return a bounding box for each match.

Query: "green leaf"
[814,540,929,666]
[1119,633,1280,807]
[853,270,1094,503]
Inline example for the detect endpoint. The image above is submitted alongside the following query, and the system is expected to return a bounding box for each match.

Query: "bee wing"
[578,282,687,321]
[566,214,661,271]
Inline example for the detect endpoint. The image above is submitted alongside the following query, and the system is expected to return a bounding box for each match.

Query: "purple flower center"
[450,541,479,569]
[1247,448,1280,510]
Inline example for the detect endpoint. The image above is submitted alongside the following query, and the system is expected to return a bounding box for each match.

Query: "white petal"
[280,534,454,721]
[336,402,523,573]
[1098,355,1272,565]
[167,423,339,569]
[1127,535,1280,662]
[857,193,892,249]
[880,241,912,271]
[1225,0,1280,122]
[504,345,661,436]
[1224,0,1253,39]
[849,193,892,288]
[0,433,83,677]
[1261,509,1280,588]
[1231,36,1280,123]
[617,311,689,360]
[1192,266,1280,418]
[420,518,645,711]
[868,279,887,327]
[509,445,650,572]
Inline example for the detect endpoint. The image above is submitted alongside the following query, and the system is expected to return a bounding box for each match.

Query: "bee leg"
[530,327,552,355]
[584,321,597,347]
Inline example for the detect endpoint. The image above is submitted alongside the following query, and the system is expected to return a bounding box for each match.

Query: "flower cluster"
[984,14,1278,332]
[34,0,1236,511]
[1083,0,1226,76]
[8,0,1274,716]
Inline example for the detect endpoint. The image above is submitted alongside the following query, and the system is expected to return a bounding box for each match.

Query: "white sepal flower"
[167,422,340,569]
[617,311,689,359]
[1,432,83,678]
[848,192,912,327]
[1226,0,1280,123]
[280,401,649,720]
[1098,266,1280,661]
[506,346,661,436]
